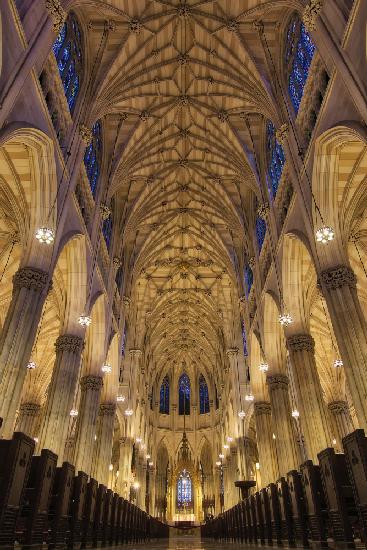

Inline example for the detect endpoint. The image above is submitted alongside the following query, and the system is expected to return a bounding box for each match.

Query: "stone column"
[287,334,332,461]
[37,334,84,462]
[254,401,279,487]
[92,403,116,486]
[320,265,367,429]
[73,375,103,476]
[328,400,354,444]
[16,402,41,438]
[0,267,50,438]
[118,437,133,499]
[267,374,299,475]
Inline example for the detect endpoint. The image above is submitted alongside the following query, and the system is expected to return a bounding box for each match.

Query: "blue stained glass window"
[199,374,210,414]
[245,264,253,297]
[116,265,123,291]
[160,376,170,414]
[241,320,248,357]
[256,216,266,252]
[286,17,316,114]
[103,215,113,250]
[178,373,190,415]
[177,470,192,507]
[52,15,82,113]
[84,121,102,197]
[267,121,286,198]
[121,323,127,356]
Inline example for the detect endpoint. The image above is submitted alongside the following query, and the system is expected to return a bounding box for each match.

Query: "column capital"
[13,267,49,292]
[266,373,289,390]
[320,265,357,290]
[123,296,131,308]
[226,348,239,358]
[130,349,142,358]
[286,333,315,352]
[254,401,272,416]
[55,334,84,354]
[45,0,67,33]
[328,400,349,414]
[257,202,270,219]
[80,375,103,392]
[99,403,117,416]
[19,402,40,416]
[113,257,122,269]
[275,124,289,145]
[79,124,93,146]
[252,20,264,34]
[303,0,323,32]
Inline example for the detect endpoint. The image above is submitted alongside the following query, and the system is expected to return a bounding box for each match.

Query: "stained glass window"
[121,323,127,356]
[115,265,123,292]
[267,121,286,198]
[102,215,113,250]
[241,320,248,357]
[256,216,266,252]
[199,374,210,414]
[285,17,316,114]
[178,373,190,415]
[245,264,253,297]
[53,15,82,112]
[177,470,192,507]
[84,121,102,197]
[160,376,170,414]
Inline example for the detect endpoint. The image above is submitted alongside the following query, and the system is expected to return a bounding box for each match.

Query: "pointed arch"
[159,374,170,414]
[178,373,190,415]
[199,374,210,414]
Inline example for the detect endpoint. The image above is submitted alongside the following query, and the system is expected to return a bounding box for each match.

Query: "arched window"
[285,17,316,114]
[177,470,193,507]
[267,121,285,198]
[53,15,82,112]
[178,373,190,415]
[255,216,266,252]
[121,323,127,356]
[241,320,248,357]
[84,121,102,197]
[199,374,210,414]
[103,215,113,250]
[160,376,170,414]
[115,265,123,292]
[244,264,253,297]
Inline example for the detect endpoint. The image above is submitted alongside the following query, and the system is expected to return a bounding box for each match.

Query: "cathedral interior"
[0,0,366,548]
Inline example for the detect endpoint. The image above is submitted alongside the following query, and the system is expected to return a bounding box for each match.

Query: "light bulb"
[216,461,221,466]
[238,410,246,419]
[333,359,343,368]
[279,312,293,326]
[245,393,254,402]
[109,464,113,471]
[125,409,133,416]
[116,470,120,477]
[36,227,54,244]
[292,409,300,418]
[34,437,39,443]
[70,409,78,417]
[78,314,92,327]
[133,482,140,490]
[272,433,276,440]
[101,364,112,374]
[255,462,260,470]
[149,461,154,467]
[332,438,337,445]
[27,361,37,370]
[227,436,233,443]
[146,454,151,459]
[117,395,125,402]
[259,362,269,373]
[94,434,97,441]
[316,226,335,244]
[223,444,229,450]
[219,453,224,459]
[136,437,142,443]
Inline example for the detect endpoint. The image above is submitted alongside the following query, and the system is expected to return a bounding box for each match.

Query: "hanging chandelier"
[316,226,335,244]
[238,410,246,419]
[78,314,92,327]
[70,409,78,417]
[245,392,254,402]
[27,361,37,370]
[101,364,112,374]
[292,409,300,418]
[35,227,55,244]
[117,395,125,402]
[333,358,343,368]
[259,362,269,373]
[125,409,133,416]
[279,312,293,326]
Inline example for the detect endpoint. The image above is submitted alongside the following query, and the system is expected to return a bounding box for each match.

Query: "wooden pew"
[267,482,282,545]
[254,491,266,545]
[48,461,75,548]
[101,488,113,545]
[81,478,98,547]
[300,460,329,546]
[68,470,88,548]
[277,476,296,546]
[287,469,309,546]
[0,432,34,547]
[92,484,106,546]
[260,487,273,545]
[343,429,367,544]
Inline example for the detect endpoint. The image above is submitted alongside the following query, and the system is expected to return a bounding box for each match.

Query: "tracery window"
[177,470,192,507]
[115,265,123,292]
[266,121,285,198]
[285,17,316,114]
[255,216,266,252]
[245,264,253,297]
[84,121,102,197]
[53,15,82,112]
[160,375,170,414]
[121,323,127,356]
[178,373,190,415]
[102,214,113,250]
[241,320,248,357]
[199,374,210,414]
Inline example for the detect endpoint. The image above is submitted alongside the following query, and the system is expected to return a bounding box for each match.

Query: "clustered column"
[267,374,299,474]
[37,334,84,462]
[254,401,278,487]
[16,402,41,438]
[0,267,50,438]
[92,403,116,486]
[287,334,332,461]
[328,400,355,444]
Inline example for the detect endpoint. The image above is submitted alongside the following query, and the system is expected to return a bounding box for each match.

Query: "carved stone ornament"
[177,2,191,18]
[266,373,289,390]
[287,333,315,353]
[99,403,116,416]
[130,349,142,359]
[254,401,271,415]
[226,348,239,358]
[13,267,49,292]
[252,20,264,34]
[129,18,142,34]
[20,402,40,416]
[79,124,93,146]
[275,124,289,146]
[80,375,103,392]
[113,257,122,269]
[320,265,357,290]
[248,257,255,269]
[328,400,349,415]
[257,202,270,219]
[100,203,111,221]
[303,0,323,32]
[45,0,67,34]
[226,19,239,33]
[123,296,131,308]
[55,334,84,354]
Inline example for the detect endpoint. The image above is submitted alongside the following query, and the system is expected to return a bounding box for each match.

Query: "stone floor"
[103,536,258,549]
